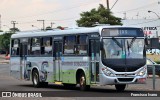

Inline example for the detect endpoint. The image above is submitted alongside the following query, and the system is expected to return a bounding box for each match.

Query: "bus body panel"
[61,56,90,84]
[26,57,54,82]
[10,57,21,79]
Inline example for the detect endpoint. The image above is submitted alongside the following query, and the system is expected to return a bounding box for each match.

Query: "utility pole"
[11,21,18,33]
[51,22,54,29]
[37,20,45,30]
[123,12,126,19]
[0,14,1,30]
[106,0,110,10]
[136,12,139,19]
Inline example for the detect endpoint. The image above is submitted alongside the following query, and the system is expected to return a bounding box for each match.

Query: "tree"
[76,4,122,27]
[0,30,3,32]
[57,26,65,30]
[0,27,19,55]
[9,27,20,32]
[0,32,13,54]
[46,26,52,30]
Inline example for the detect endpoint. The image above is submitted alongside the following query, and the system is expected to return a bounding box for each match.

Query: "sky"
[0,0,160,31]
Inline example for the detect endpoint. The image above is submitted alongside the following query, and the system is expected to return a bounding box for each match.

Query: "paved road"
[0,64,159,100]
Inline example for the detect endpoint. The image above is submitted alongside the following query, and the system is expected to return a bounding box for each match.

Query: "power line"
[3,0,99,21]
[110,0,118,10]
[114,2,157,14]
[18,16,79,25]
[37,20,45,30]
[126,19,159,26]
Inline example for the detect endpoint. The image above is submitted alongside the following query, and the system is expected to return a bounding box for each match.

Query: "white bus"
[10,26,147,91]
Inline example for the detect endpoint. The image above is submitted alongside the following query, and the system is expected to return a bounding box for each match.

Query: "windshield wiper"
[112,37,123,48]
[128,37,136,49]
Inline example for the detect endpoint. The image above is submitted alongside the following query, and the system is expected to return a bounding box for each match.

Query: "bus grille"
[116,73,135,77]
[117,78,134,82]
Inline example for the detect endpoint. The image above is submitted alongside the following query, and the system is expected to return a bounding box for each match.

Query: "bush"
[155,61,160,64]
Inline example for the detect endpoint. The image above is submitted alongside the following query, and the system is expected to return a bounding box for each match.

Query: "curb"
[0,60,9,64]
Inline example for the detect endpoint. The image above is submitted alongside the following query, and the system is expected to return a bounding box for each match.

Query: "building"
[122,19,160,38]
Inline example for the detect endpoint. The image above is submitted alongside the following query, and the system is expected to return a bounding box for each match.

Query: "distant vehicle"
[0,50,6,54]
[147,58,160,77]
[5,54,10,60]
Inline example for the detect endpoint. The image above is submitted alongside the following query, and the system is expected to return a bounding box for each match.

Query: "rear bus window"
[11,39,20,56]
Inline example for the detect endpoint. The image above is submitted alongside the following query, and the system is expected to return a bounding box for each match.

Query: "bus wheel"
[115,84,126,92]
[32,70,41,88]
[79,73,90,91]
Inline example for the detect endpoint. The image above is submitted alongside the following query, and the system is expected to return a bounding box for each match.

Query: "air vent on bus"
[117,78,134,82]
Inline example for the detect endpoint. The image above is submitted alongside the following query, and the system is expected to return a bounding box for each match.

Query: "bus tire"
[32,70,41,88]
[115,84,126,92]
[79,73,90,91]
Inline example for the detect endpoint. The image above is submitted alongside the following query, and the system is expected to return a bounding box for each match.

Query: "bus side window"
[63,36,76,54]
[41,37,52,55]
[11,39,20,56]
[28,38,31,55]
[76,35,88,55]
[30,37,41,55]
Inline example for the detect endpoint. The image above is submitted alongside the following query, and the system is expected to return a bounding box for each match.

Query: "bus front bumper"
[99,73,147,85]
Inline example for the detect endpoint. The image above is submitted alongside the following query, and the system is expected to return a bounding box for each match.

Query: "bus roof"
[11,26,141,39]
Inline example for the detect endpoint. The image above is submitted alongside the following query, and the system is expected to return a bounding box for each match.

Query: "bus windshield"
[102,38,144,59]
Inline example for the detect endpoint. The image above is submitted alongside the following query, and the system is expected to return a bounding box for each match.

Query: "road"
[0,64,160,100]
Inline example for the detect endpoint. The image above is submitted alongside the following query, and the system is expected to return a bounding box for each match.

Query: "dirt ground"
[147,54,160,62]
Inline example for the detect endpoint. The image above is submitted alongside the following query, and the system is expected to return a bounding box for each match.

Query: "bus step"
[54,82,62,85]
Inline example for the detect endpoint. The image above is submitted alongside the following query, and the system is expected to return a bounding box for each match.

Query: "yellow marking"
[54,82,62,85]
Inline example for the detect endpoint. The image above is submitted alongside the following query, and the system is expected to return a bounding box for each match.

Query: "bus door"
[20,42,28,80]
[89,39,100,83]
[53,41,62,81]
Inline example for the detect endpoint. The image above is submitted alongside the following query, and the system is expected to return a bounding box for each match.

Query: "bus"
[10,26,147,91]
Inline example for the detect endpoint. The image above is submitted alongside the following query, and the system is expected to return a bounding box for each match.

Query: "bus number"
[119,30,128,35]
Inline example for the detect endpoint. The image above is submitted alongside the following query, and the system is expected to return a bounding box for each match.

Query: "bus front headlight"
[137,67,147,76]
[102,68,115,77]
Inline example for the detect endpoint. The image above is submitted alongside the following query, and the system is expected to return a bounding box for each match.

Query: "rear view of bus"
[100,27,147,91]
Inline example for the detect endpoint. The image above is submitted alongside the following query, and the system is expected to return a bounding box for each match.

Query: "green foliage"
[0,30,3,32]
[57,26,64,30]
[0,32,13,53]
[46,26,52,30]
[9,27,20,32]
[76,4,122,27]
[0,28,19,54]
[155,61,160,64]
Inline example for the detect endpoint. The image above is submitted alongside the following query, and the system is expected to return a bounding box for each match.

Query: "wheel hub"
[34,74,38,85]
[80,76,85,85]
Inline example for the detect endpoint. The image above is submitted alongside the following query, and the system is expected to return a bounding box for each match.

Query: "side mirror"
[145,38,148,45]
